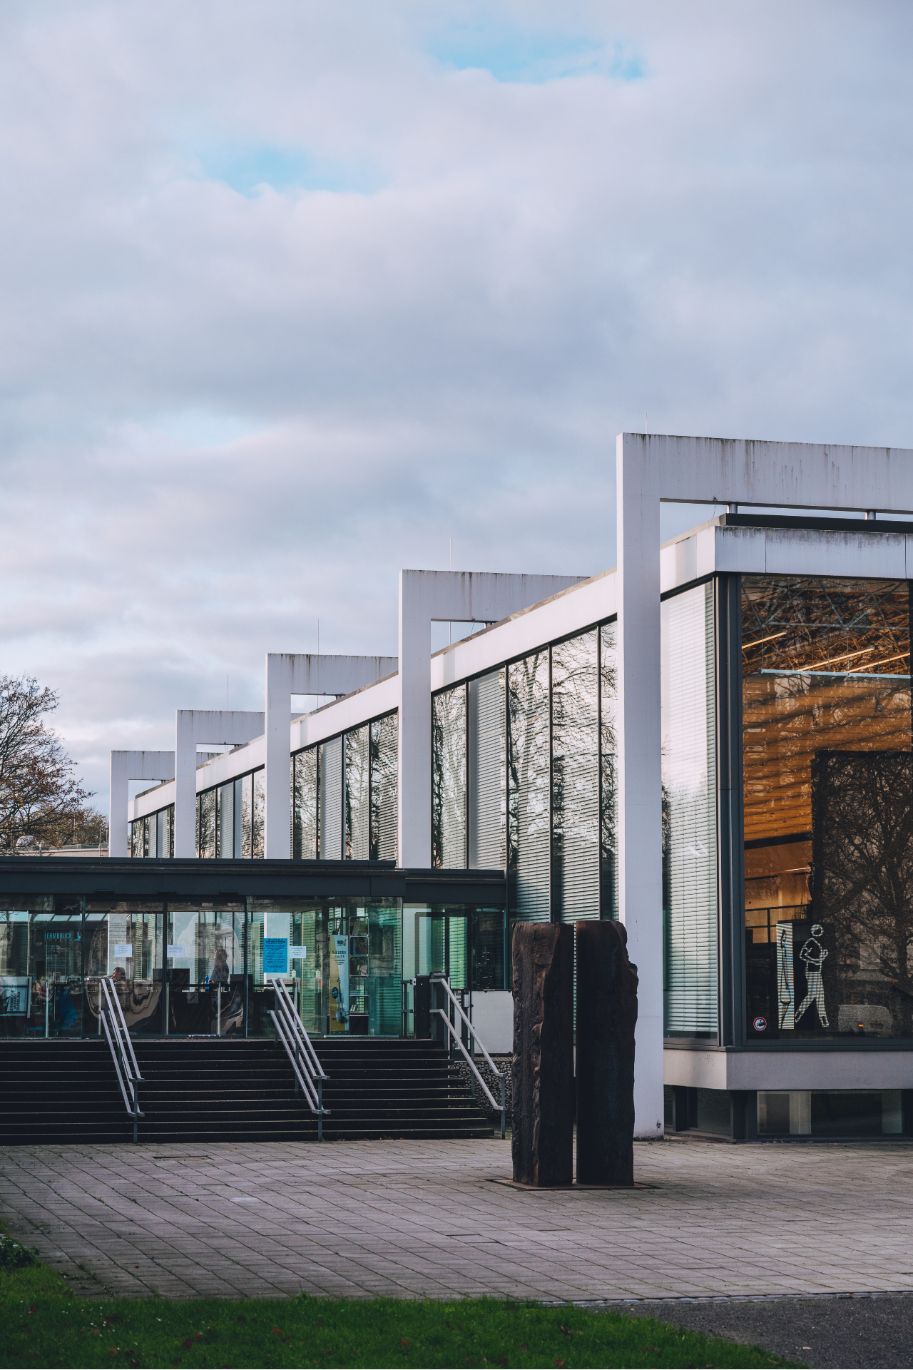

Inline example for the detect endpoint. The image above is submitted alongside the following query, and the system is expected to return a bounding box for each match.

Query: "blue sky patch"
[190,142,383,197]
[428,20,645,84]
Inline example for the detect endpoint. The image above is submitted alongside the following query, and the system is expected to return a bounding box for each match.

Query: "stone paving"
[1,1136,913,1302]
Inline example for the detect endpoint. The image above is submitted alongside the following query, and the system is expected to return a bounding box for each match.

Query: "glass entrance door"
[166,907,244,1035]
[28,912,86,1037]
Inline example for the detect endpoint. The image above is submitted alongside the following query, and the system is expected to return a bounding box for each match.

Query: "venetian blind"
[662,584,719,1037]
[370,713,398,862]
[468,669,506,869]
[319,737,343,860]
[345,726,370,860]
[432,686,467,868]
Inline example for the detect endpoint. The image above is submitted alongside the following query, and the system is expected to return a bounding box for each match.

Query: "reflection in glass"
[432,686,467,868]
[508,650,550,920]
[468,670,505,870]
[743,576,913,1039]
[292,748,318,860]
[551,629,599,919]
[345,727,370,860]
[319,738,343,860]
[369,713,397,861]
[662,584,718,1038]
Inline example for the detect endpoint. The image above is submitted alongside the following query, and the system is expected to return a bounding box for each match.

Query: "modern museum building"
[4,434,913,1144]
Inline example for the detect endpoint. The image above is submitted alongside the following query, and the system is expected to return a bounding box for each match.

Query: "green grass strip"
[0,1259,793,1369]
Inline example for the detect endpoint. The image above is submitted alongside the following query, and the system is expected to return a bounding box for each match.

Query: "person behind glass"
[209,946,230,987]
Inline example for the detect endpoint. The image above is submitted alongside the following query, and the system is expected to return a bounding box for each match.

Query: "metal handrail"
[98,976,144,1142]
[430,973,507,1139]
[266,976,329,1141]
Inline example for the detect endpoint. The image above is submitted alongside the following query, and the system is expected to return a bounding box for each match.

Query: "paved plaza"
[2,1136,913,1305]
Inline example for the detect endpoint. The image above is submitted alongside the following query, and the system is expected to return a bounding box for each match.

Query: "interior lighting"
[802,646,880,671]
[742,631,787,650]
[845,651,910,674]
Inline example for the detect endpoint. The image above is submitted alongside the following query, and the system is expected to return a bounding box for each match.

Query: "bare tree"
[0,675,91,851]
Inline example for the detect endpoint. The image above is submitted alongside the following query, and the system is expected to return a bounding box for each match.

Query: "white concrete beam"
[397,570,584,868]
[108,750,175,858]
[616,433,913,1139]
[174,710,265,858]
[264,654,397,859]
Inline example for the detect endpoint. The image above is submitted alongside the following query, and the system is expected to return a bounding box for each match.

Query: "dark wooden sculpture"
[575,919,638,1186]
[511,922,574,1186]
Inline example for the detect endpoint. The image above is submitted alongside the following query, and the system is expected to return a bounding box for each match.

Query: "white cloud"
[1,0,911,807]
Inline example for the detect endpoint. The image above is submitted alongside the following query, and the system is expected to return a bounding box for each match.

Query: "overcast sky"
[2,0,912,812]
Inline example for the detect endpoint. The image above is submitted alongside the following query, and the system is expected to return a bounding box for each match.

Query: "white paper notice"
[113,943,133,958]
[289,945,308,959]
[166,944,185,958]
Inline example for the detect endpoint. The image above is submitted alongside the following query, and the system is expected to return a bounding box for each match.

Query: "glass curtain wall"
[551,629,600,920]
[432,626,617,924]
[468,670,506,869]
[192,772,263,858]
[432,687,467,868]
[507,650,553,920]
[742,575,913,1041]
[289,712,398,864]
[662,584,719,1038]
[344,727,370,860]
[129,806,174,858]
[292,748,318,859]
[370,714,398,861]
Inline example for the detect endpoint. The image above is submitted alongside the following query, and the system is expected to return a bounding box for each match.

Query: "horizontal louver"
[432,686,467,869]
[662,584,718,1037]
[370,713,397,862]
[468,669,506,869]
[345,727,370,860]
[292,748,318,860]
[319,737,343,860]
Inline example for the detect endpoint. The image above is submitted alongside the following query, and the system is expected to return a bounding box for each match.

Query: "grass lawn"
[0,1241,792,1370]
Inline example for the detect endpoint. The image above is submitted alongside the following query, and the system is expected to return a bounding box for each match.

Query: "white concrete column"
[397,574,433,869]
[263,654,397,858]
[396,570,583,869]
[108,750,175,857]
[173,709,265,858]
[615,434,665,1139]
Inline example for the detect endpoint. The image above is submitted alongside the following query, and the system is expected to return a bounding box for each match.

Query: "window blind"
[319,736,343,860]
[345,726,370,860]
[432,686,467,868]
[370,713,398,862]
[468,669,506,869]
[662,584,719,1037]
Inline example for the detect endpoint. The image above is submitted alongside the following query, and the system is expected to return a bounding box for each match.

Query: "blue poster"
[262,937,289,976]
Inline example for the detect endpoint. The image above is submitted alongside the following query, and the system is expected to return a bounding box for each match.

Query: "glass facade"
[432,687,467,868]
[432,623,618,924]
[743,575,913,1041]
[0,895,506,1038]
[129,806,174,859]
[290,711,398,864]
